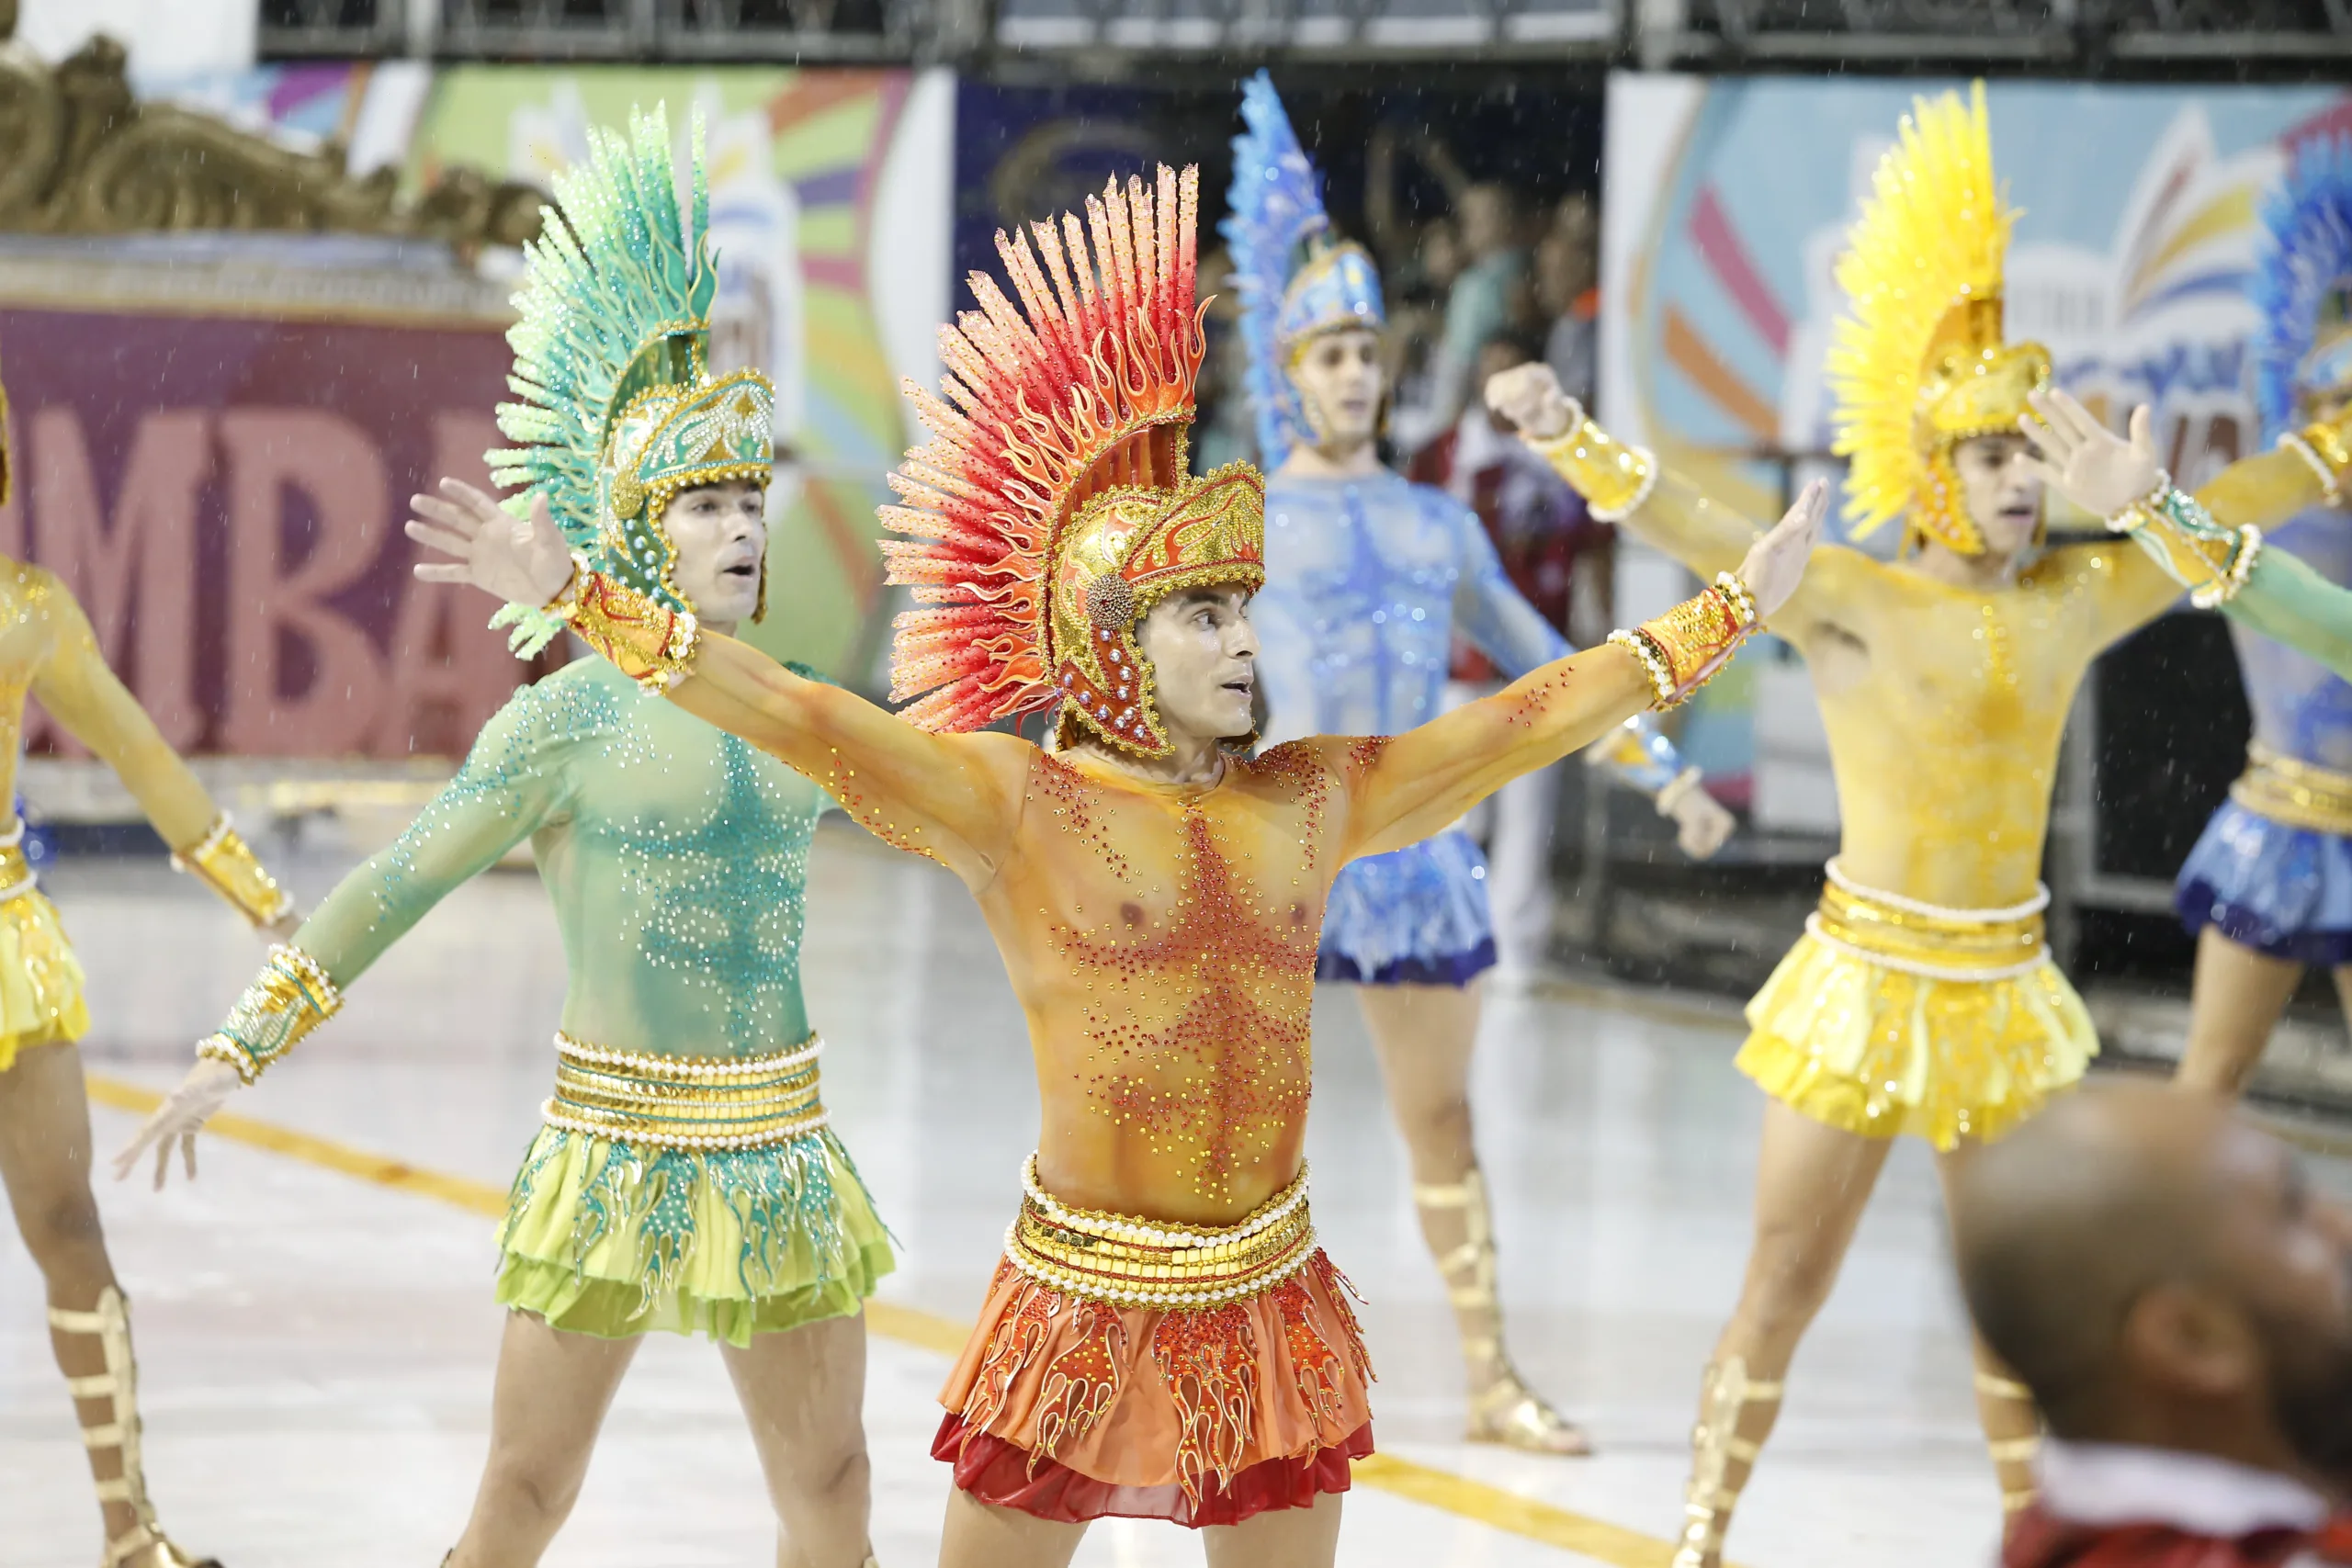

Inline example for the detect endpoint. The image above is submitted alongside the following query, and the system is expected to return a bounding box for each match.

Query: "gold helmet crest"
[1827,82,2051,557]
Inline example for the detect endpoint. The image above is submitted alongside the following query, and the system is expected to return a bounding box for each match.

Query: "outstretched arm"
[1450,504,1733,857]
[113,682,581,1187]
[2222,545,2352,680]
[668,633,1031,887]
[1484,363,1860,649]
[1342,481,1825,859]
[30,578,293,932]
[403,480,1029,892]
[1485,364,1758,577]
[2021,390,2349,649]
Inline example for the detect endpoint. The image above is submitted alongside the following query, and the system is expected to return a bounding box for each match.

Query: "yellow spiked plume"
[1827,82,2042,551]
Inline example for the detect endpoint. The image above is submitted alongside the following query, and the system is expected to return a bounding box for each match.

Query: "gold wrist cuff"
[196,944,343,1084]
[543,554,586,615]
[2299,420,2352,501]
[559,571,700,691]
[1529,419,1656,521]
[2280,431,2346,507]
[1608,572,1758,710]
[1655,765,1704,818]
[2112,483,2262,608]
[170,816,292,928]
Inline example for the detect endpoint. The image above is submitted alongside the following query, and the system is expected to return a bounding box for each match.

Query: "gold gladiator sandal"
[1416,1169,1590,1455]
[1673,1357,1782,1568]
[49,1288,220,1568]
[1974,1369,2042,1517]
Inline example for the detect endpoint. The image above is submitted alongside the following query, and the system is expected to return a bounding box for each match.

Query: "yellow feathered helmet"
[1828,83,2052,557]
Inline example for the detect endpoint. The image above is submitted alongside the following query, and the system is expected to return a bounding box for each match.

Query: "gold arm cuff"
[558,570,700,691]
[2300,420,2352,498]
[170,815,292,928]
[196,944,343,1084]
[2279,432,2346,506]
[2111,483,2262,608]
[1527,419,1656,520]
[1655,765,1704,818]
[1609,573,1758,710]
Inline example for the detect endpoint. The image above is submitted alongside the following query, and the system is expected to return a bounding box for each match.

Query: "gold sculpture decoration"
[0,17,542,251]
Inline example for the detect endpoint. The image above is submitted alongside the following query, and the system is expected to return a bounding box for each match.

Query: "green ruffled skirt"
[494,1122,895,1348]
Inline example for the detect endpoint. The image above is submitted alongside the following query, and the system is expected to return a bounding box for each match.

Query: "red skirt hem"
[933,1411,1372,1527]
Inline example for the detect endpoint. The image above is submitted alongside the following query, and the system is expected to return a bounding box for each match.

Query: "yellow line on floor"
[85,1071,1697,1566]
[85,1075,513,1218]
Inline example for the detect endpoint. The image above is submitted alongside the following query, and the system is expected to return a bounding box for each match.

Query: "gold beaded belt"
[1005,1155,1317,1311]
[543,1032,827,1151]
[2231,744,2352,836]
[1804,860,2049,983]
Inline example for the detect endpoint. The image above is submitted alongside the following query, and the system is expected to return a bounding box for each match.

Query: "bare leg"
[2331,964,2352,1052]
[446,1311,639,1568]
[1201,1490,1343,1567]
[2177,927,2303,1095]
[1675,1099,1894,1568]
[1357,979,1585,1454]
[1933,1140,2041,1517]
[0,1040,196,1563]
[937,1489,1085,1568]
[718,1312,873,1568]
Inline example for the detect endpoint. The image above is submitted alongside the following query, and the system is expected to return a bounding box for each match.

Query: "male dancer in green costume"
[117,111,890,1568]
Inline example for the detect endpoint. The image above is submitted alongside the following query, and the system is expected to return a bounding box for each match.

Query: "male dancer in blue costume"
[2166,134,2352,1095]
[1223,73,1735,1453]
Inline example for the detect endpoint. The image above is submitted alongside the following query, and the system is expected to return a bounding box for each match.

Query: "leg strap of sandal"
[1975,1371,2034,1401]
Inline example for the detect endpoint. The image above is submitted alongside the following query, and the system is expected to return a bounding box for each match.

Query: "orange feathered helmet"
[879,164,1266,759]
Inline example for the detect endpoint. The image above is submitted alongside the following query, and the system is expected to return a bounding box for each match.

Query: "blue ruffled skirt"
[2176,799,2352,965]
[1317,829,1497,987]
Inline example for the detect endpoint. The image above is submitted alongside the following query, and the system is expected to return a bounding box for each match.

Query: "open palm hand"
[2018,390,2164,524]
[405,479,574,606]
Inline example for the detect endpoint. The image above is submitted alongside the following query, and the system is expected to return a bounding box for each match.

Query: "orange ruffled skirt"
[936,1248,1374,1525]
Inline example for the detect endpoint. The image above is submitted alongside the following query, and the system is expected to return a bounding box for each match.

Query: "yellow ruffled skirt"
[494,1122,894,1348]
[1736,869,2098,1148]
[0,888,89,1074]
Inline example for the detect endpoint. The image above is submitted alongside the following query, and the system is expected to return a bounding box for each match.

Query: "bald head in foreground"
[1951,1080,2352,1567]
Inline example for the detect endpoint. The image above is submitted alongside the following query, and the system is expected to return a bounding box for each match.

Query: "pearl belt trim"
[1019,1153,1309,1250]
[1823,858,2049,922]
[541,1032,829,1151]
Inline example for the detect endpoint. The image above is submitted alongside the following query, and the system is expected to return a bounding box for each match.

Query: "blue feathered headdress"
[2252,131,2352,445]
[1221,72,1385,472]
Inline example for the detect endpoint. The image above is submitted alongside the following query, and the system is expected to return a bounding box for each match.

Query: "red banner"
[0,306,534,760]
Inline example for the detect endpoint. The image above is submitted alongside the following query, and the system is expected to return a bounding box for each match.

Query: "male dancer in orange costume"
[407,161,1822,1560]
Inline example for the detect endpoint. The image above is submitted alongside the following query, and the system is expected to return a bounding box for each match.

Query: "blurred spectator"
[1390,183,1528,454]
[1414,331,1612,650]
[1950,1081,2352,1567]
[1409,329,1612,979]
[1534,194,1601,406]
[1364,121,1475,282]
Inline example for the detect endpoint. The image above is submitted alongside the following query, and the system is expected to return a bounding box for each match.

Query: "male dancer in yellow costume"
[1487,85,2352,1565]
[0,360,297,1568]
[409,161,1824,1560]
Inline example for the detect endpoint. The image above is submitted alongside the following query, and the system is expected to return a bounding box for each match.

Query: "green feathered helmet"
[488,103,775,656]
